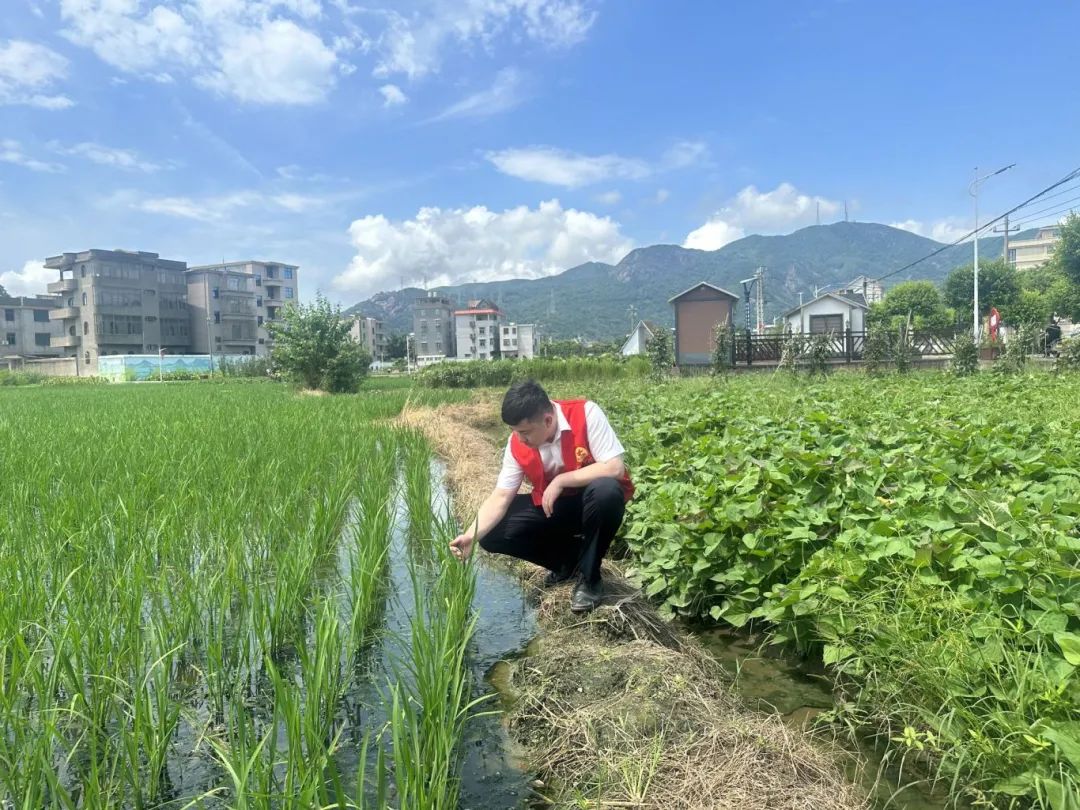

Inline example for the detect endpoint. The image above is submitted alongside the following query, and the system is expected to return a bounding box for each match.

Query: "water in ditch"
[687,625,953,810]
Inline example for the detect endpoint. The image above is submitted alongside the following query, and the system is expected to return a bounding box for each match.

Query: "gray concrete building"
[187,261,299,357]
[44,250,190,373]
[412,292,455,361]
[349,315,388,362]
[497,322,537,358]
[1,295,63,361]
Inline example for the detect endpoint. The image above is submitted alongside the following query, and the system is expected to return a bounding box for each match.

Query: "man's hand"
[449,533,474,561]
[542,476,565,518]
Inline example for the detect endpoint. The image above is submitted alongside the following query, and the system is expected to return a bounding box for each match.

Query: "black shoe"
[543,565,576,588]
[570,578,604,613]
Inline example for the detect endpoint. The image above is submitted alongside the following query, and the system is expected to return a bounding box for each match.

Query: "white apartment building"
[454,299,506,360]
[496,322,537,358]
[1008,225,1061,271]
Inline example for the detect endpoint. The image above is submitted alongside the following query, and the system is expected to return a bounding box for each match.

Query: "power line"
[796,166,1080,304]
[1011,180,1080,211]
[872,164,1080,286]
[1010,195,1080,229]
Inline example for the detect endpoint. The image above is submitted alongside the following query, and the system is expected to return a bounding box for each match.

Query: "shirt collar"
[541,402,571,448]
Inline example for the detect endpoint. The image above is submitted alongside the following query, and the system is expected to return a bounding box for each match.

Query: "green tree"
[1019,263,1080,321]
[1054,213,1080,285]
[871,280,951,329]
[385,333,408,359]
[268,295,371,393]
[943,259,1021,327]
[1008,289,1052,328]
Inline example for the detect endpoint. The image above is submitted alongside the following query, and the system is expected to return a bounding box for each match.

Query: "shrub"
[950,331,979,376]
[776,332,801,375]
[267,295,370,393]
[862,327,889,375]
[994,324,1034,375]
[892,323,914,373]
[711,324,733,376]
[647,326,674,381]
[805,332,832,376]
[1054,337,1080,372]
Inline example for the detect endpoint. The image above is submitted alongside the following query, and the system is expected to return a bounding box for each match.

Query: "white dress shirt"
[495,400,625,492]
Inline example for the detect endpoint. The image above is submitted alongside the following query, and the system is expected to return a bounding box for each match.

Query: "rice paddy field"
[0,381,531,809]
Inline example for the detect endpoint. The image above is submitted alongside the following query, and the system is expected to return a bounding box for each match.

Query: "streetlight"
[970,163,1015,341]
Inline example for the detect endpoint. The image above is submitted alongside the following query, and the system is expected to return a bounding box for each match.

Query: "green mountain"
[344,222,1019,340]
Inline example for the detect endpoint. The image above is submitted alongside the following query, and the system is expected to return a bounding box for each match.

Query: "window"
[34,333,50,347]
[80,265,86,278]
[421,342,429,352]
[503,338,511,347]
[285,287,294,299]
[67,298,74,308]
[266,267,276,279]
[82,292,87,305]
[257,316,264,326]
[84,352,90,364]
[503,327,510,335]
[3,309,13,321]
[83,321,89,335]
[227,276,241,291]
[479,338,486,347]
[256,296,263,307]
[435,341,442,351]
[5,333,14,345]
[434,318,441,329]
[214,312,221,324]
[284,268,293,279]
[478,326,486,335]
[212,287,220,299]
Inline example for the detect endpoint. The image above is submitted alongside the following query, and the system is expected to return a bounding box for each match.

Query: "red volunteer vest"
[509,399,634,507]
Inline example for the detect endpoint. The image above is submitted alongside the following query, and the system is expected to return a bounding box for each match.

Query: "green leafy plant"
[712,324,733,376]
[647,325,674,380]
[805,332,832,376]
[862,327,889,375]
[949,330,979,376]
[268,294,371,392]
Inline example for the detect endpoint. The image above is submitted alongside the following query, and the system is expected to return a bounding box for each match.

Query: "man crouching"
[449,379,634,613]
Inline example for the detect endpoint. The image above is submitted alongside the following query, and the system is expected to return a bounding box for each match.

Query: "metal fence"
[725,328,962,366]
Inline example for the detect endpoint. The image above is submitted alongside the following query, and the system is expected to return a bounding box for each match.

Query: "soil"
[398,399,869,810]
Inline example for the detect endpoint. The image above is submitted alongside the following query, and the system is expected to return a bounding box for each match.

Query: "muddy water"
[337,461,537,809]
[688,626,953,810]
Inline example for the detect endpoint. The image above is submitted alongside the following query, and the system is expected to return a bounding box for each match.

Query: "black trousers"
[479,477,626,585]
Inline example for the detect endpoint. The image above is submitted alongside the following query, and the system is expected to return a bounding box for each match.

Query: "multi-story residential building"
[412,292,455,361]
[454,299,507,360]
[496,322,537,359]
[842,276,883,304]
[188,261,299,357]
[1008,225,1061,271]
[349,316,388,361]
[44,249,190,373]
[1,295,63,359]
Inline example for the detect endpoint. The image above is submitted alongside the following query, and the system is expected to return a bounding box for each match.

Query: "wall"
[675,299,732,365]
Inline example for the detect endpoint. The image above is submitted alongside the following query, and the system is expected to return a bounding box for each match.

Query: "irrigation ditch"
[399,399,871,810]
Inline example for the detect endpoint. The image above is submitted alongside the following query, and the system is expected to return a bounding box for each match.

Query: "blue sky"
[1,0,1078,304]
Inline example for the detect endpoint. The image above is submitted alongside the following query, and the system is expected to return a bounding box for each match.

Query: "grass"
[0,382,480,808]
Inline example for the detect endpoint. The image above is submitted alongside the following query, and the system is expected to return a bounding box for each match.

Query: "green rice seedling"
[400,428,435,544]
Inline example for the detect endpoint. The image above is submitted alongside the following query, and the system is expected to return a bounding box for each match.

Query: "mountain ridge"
[344,221,1022,340]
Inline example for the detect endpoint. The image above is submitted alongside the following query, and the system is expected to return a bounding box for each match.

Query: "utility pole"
[844,201,849,222]
[993,215,1021,266]
[627,304,637,336]
[816,201,820,227]
[970,163,1015,342]
[205,273,214,374]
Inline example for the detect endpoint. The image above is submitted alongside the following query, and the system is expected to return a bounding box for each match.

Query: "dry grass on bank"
[397,398,868,810]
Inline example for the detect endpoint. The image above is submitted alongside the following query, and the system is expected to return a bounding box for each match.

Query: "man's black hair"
[501,379,553,425]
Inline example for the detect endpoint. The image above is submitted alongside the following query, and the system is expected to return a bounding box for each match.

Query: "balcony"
[50,335,80,348]
[49,306,80,320]
[47,279,77,294]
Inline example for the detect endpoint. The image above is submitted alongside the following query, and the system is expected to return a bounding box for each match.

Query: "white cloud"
[891,218,972,244]
[1,260,55,296]
[596,190,621,206]
[379,82,408,106]
[654,188,670,204]
[487,146,648,188]
[662,140,708,169]
[683,182,842,250]
[0,140,66,173]
[487,139,707,188]
[59,0,341,105]
[427,67,524,121]
[374,0,596,79]
[0,39,75,109]
[335,198,633,297]
[198,19,338,104]
[136,188,347,221]
[51,141,164,173]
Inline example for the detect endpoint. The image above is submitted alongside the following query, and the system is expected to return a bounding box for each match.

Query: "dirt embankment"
[398,398,868,810]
